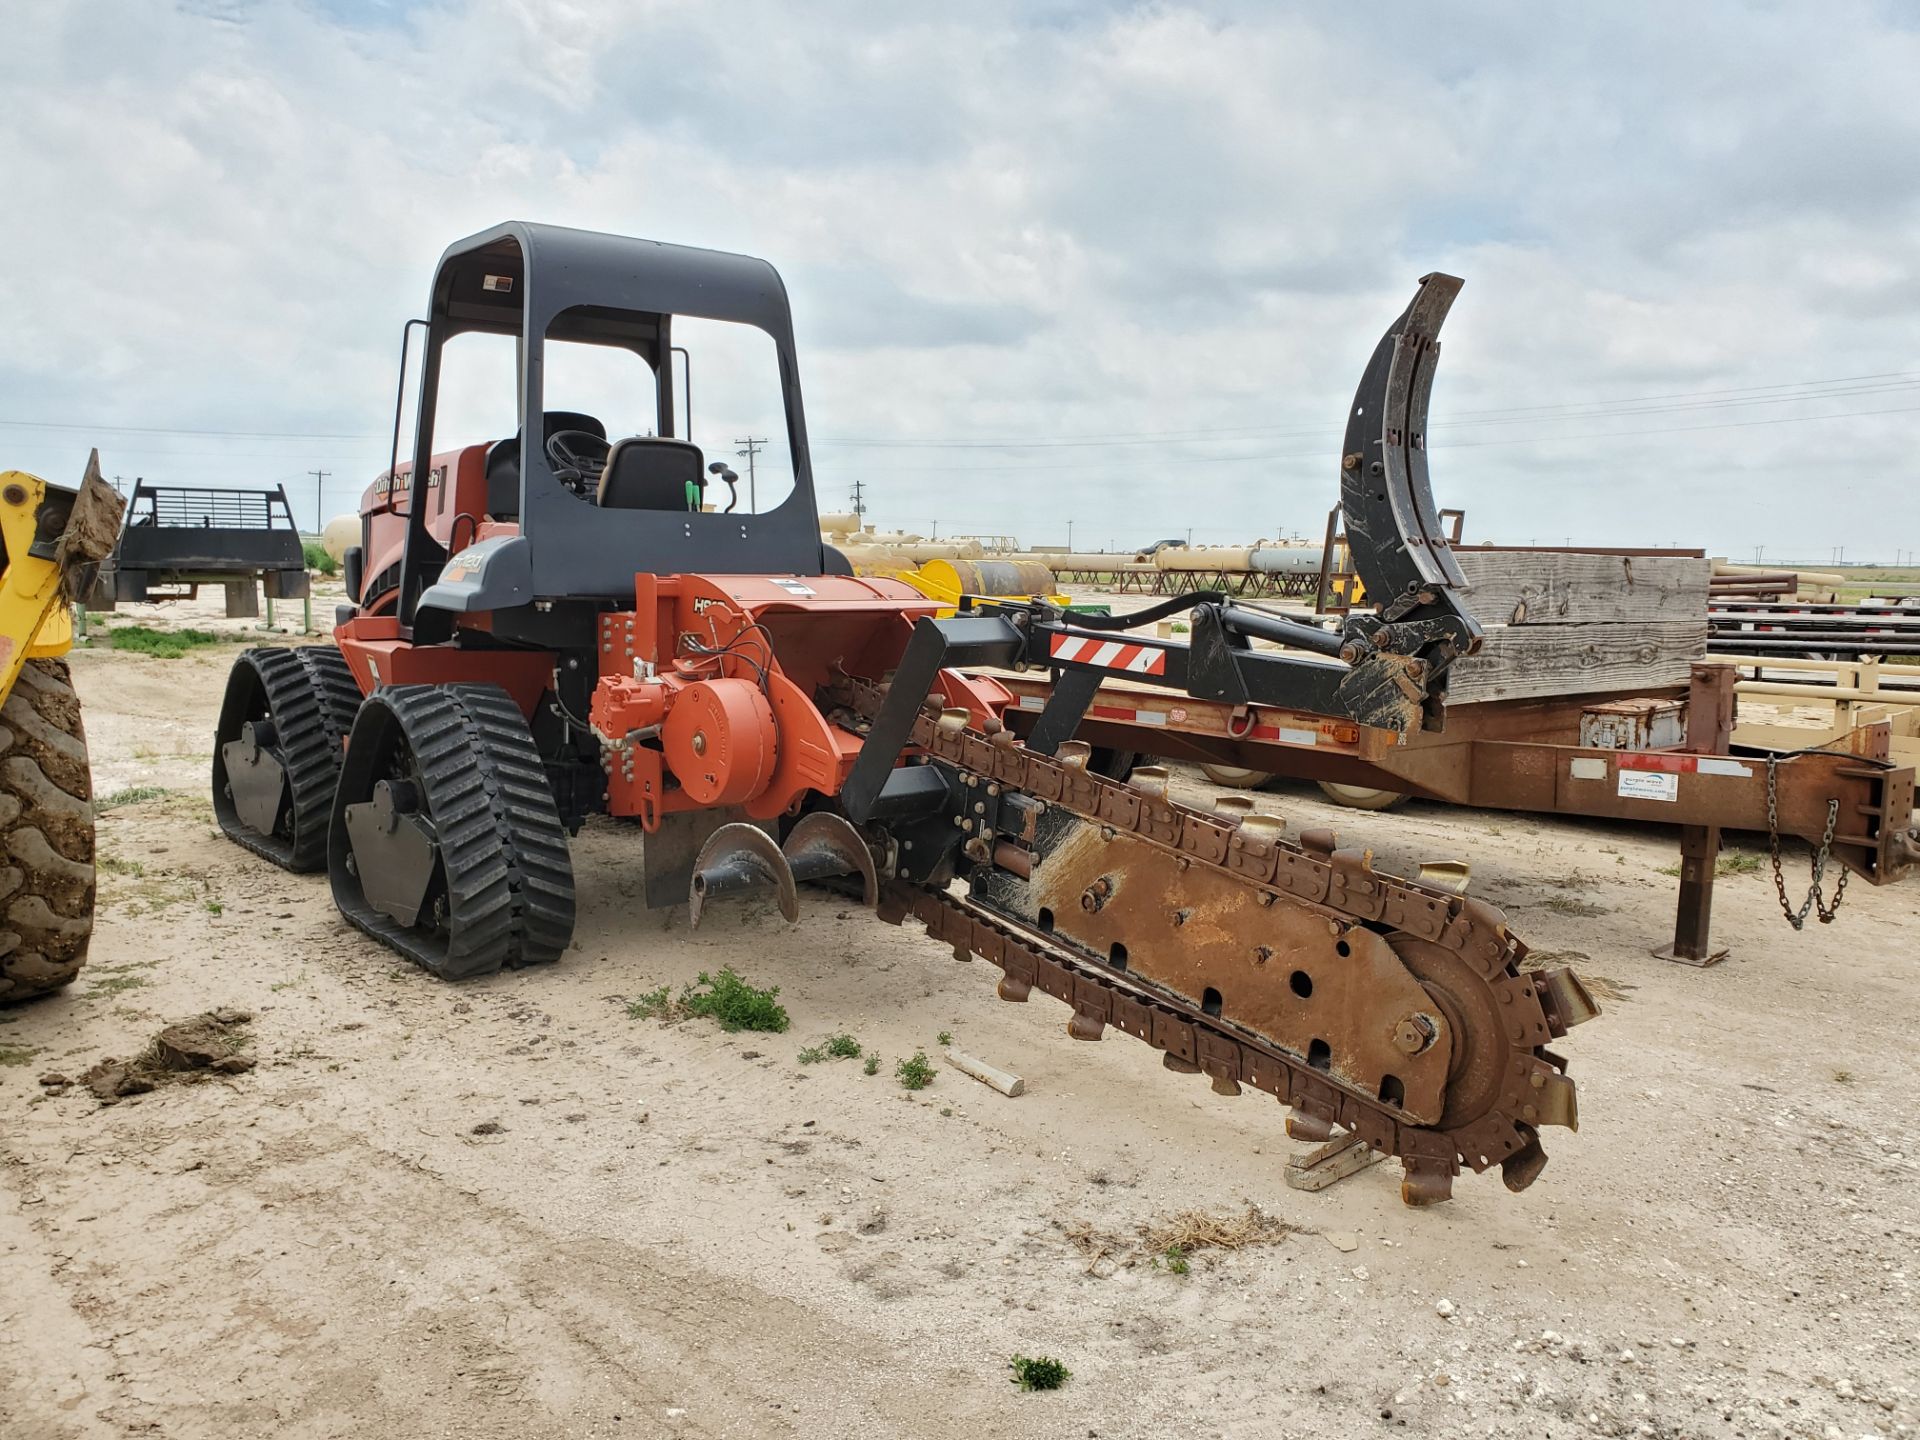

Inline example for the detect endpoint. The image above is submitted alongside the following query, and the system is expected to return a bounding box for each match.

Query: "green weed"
[797,1044,828,1064]
[896,1051,936,1090]
[863,1054,881,1076]
[86,972,151,997]
[1157,1243,1192,1276]
[107,626,225,660]
[679,968,789,1033]
[1009,1355,1070,1392]
[626,985,673,1020]
[824,1032,862,1059]
[99,785,169,811]
[936,1029,953,1046]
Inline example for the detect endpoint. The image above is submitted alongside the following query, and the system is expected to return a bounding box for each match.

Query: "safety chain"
[1766,755,1849,929]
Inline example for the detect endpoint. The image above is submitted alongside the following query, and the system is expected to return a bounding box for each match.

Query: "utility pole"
[309,470,330,533]
[733,437,765,512]
[849,478,867,523]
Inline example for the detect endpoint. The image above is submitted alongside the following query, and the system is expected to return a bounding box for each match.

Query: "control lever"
[707,460,739,513]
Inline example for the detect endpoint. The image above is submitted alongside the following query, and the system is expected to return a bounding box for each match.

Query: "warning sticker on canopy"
[1617,769,1679,802]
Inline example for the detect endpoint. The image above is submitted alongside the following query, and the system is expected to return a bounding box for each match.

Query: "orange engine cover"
[661,677,779,806]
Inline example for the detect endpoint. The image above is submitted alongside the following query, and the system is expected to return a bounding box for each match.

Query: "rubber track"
[331,684,574,979]
[0,659,95,1004]
[213,646,361,873]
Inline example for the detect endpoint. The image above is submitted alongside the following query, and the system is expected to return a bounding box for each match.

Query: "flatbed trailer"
[89,481,309,618]
[979,658,1917,964]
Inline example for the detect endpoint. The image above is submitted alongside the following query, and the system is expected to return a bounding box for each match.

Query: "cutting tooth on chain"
[1417,858,1472,895]
[1127,765,1171,799]
[1501,1135,1551,1192]
[1286,1108,1335,1143]
[1523,1067,1580,1131]
[1534,966,1600,1033]
[1400,1156,1456,1207]
[1239,810,1286,844]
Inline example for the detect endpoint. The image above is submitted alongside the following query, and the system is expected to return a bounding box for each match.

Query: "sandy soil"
[2,594,1916,1440]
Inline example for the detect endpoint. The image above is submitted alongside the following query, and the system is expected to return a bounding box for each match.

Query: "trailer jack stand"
[1652,823,1729,967]
[1653,663,1737,967]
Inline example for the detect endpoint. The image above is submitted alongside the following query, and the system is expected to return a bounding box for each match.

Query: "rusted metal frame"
[1447,737,1910,882]
[1658,665,1737,965]
[987,671,1911,880]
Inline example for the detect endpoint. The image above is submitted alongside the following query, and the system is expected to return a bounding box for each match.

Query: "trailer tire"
[1199,763,1275,788]
[0,659,95,1004]
[1317,781,1408,811]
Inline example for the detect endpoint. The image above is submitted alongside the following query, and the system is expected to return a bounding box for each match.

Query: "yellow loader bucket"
[0,450,127,698]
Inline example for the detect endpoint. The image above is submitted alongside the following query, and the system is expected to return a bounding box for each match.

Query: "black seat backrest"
[483,411,606,519]
[597,437,705,512]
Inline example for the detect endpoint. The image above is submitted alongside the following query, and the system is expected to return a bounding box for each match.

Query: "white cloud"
[2,0,1915,559]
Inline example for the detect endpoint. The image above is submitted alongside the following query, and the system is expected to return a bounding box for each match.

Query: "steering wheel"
[546,430,610,497]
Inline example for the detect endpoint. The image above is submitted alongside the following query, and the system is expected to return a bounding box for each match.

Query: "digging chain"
[836,676,1589,1198]
[1765,755,1848,929]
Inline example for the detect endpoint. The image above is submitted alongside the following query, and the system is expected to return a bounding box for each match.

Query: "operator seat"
[483,411,606,519]
[597,436,706,511]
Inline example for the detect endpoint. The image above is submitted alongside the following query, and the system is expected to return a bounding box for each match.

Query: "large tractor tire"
[329,684,575,980]
[0,659,96,1004]
[213,646,362,872]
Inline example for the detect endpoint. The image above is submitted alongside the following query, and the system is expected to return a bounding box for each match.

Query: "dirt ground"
[2,591,1916,1440]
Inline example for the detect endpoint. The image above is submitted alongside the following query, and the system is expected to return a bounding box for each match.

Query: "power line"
[0,417,381,440]
[7,366,1913,459]
[819,401,1920,474]
[813,378,1920,455]
[810,369,1920,449]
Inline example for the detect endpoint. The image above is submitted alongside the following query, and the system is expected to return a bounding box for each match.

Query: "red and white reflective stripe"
[1617,753,1752,777]
[1047,633,1167,675]
[1014,694,1168,725]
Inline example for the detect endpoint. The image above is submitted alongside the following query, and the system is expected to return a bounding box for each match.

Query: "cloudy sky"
[4,0,1917,562]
